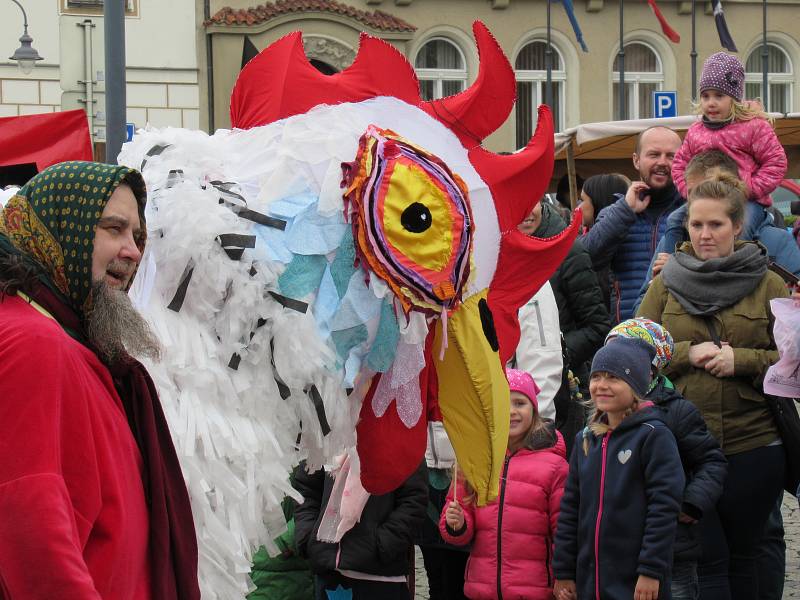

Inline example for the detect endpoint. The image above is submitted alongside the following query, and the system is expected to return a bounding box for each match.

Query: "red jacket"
[0,296,151,599]
[439,431,568,600]
[672,117,787,207]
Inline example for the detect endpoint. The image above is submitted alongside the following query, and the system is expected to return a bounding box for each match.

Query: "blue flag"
[711,0,738,52]
[557,0,589,52]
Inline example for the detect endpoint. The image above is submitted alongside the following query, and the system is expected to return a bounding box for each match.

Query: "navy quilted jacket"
[553,406,684,600]
[582,188,683,323]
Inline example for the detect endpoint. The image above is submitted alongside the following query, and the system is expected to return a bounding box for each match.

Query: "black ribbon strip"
[140,143,171,171]
[268,291,308,314]
[216,233,257,261]
[236,208,287,231]
[269,338,292,399]
[167,260,195,312]
[306,385,332,436]
[208,180,247,203]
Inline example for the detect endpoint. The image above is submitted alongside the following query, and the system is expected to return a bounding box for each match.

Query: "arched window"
[612,42,664,120]
[745,44,793,113]
[414,38,467,101]
[515,40,566,145]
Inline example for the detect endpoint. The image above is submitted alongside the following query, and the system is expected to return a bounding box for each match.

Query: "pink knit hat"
[506,368,540,412]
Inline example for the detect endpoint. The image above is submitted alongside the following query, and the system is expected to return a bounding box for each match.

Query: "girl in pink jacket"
[439,368,568,600]
[672,52,787,210]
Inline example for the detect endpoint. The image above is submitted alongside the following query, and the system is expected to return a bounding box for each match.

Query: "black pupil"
[401,202,432,233]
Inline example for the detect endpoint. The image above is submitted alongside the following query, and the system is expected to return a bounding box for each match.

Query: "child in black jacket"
[293,457,427,600]
[553,337,684,600]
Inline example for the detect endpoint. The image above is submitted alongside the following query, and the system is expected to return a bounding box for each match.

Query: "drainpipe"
[204,0,215,132]
[77,19,96,147]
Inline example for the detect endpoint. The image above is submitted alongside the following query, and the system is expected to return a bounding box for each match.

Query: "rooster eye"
[401,202,432,233]
[344,126,474,312]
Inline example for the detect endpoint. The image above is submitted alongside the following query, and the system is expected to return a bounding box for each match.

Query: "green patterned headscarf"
[0,161,146,313]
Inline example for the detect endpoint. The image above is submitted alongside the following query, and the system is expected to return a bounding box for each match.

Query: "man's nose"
[120,234,143,263]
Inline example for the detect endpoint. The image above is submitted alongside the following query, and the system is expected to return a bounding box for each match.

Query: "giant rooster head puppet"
[120,21,578,598]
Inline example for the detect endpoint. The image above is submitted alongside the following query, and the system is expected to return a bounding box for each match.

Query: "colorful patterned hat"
[605,317,674,371]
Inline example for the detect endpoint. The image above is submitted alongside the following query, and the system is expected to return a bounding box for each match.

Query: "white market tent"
[551,113,800,207]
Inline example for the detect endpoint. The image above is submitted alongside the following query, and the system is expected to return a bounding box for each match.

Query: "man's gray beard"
[86,280,161,364]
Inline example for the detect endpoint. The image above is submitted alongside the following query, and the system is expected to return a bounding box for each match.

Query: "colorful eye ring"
[343,126,474,314]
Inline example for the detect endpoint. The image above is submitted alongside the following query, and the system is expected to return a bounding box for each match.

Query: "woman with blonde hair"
[638,173,790,599]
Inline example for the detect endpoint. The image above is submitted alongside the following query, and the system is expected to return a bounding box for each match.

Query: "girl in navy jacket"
[553,337,685,600]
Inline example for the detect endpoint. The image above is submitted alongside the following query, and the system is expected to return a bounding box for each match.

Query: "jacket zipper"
[594,433,610,600]
[613,280,621,323]
[545,534,553,587]
[651,211,665,253]
[533,299,546,345]
[496,454,512,600]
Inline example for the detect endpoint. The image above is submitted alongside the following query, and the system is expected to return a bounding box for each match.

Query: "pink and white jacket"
[439,430,568,600]
[671,117,787,206]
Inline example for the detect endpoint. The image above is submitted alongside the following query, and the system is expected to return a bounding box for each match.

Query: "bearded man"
[0,162,199,599]
[581,126,684,323]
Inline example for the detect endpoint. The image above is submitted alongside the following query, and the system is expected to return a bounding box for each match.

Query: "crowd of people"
[0,51,798,600]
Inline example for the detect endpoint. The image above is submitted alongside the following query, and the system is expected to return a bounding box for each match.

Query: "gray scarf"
[661,241,768,316]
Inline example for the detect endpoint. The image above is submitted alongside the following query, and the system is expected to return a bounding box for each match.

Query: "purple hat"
[506,368,540,412]
[699,52,745,102]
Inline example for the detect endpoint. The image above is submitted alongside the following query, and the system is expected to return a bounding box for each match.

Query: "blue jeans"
[672,560,699,600]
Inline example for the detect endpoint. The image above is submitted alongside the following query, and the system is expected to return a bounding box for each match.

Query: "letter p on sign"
[653,91,677,118]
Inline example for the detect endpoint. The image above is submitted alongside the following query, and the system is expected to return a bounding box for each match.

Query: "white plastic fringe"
[119,97,500,599]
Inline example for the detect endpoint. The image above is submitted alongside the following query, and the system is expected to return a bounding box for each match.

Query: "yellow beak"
[434,289,509,506]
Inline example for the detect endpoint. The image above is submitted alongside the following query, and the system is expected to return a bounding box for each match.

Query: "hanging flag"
[557,0,589,52]
[711,0,738,52]
[647,0,681,43]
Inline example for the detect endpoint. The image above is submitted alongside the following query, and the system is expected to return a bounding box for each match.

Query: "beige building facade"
[200,0,800,152]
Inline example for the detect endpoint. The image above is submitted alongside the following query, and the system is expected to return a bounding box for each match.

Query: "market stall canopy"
[552,113,800,203]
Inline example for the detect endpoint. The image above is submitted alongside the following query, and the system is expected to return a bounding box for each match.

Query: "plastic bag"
[764,298,800,398]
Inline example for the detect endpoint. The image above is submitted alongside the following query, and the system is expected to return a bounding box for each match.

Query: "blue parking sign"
[653,91,677,118]
[126,123,135,142]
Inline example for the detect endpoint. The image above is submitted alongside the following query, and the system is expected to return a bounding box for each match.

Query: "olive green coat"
[637,248,788,455]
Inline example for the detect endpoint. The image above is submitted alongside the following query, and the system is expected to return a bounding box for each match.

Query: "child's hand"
[634,575,660,600]
[553,579,577,599]
[445,501,465,531]
[652,252,671,277]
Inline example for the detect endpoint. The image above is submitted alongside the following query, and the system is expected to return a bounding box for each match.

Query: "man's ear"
[632,152,640,172]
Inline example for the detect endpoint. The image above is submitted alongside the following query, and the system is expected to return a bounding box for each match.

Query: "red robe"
[0,295,151,598]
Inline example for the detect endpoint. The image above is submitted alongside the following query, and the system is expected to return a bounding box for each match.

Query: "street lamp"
[8,0,43,74]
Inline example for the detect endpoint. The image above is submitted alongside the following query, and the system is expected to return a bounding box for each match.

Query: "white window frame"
[414,37,468,100]
[745,43,794,113]
[611,41,664,120]
[515,40,567,133]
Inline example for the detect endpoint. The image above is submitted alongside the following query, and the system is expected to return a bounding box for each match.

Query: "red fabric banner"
[0,110,92,172]
[647,0,681,44]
